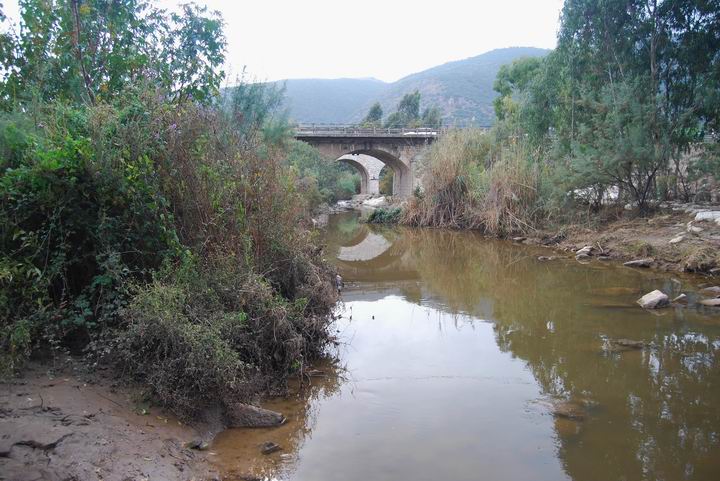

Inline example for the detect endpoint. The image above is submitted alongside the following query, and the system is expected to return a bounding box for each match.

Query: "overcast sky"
[3,0,564,82]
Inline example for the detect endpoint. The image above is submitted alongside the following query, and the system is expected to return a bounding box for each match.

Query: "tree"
[493,57,543,121]
[500,0,720,210]
[384,90,440,128]
[421,106,442,128]
[362,102,383,126]
[0,0,226,107]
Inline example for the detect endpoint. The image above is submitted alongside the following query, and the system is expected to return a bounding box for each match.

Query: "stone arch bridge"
[294,125,441,197]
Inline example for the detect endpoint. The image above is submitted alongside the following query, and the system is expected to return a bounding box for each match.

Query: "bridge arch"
[294,125,438,199]
[346,149,412,197]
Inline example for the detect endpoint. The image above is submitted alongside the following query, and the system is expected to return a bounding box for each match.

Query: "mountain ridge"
[273,47,550,126]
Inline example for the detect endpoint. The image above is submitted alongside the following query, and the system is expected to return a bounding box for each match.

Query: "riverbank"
[0,357,221,481]
[521,204,720,275]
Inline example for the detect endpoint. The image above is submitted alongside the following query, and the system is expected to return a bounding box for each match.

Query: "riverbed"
[211,212,720,481]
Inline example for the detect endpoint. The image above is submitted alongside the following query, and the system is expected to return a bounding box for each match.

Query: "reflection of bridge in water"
[335,226,419,283]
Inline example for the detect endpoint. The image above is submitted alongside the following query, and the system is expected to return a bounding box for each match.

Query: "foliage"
[385,90,421,128]
[362,102,383,127]
[379,165,393,195]
[0,0,226,107]
[494,0,720,211]
[119,251,335,417]
[285,140,359,207]
[0,105,177,373]
[0,0,337,418]
[367,207,402,224]
[403,129,541,235]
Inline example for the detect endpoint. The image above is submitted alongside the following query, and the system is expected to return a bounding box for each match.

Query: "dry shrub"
[682,245,719,273]
[119,252,337,418]
[403,129,540,236]
[479,156,539,235]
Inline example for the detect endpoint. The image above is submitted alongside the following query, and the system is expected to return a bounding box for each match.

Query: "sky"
[2,0,564,83]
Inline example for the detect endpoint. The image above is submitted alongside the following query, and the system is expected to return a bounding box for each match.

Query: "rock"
[260,441,282,455]
[710,267,720,276]
[184,439,209,450]
[671,294,688,304]
[538,256,556,261]
[699,298,720,307]
[540,233,565,245]
[550,400,586,420]
[225,403,285,428]
[695,211,720,222]
[699,286,720,297]
[512,236,526,242]
[687,223,703,234]
[637,290,670,309]
[575,253,591,261]
[575,245,593,256]
[362,196,389,208]
[669,235,684,244]
[611,339,645,350]
[624,258,653,268]
[597,255,611,261]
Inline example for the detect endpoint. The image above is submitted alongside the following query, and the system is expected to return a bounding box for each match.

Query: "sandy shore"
[0,359,220,481]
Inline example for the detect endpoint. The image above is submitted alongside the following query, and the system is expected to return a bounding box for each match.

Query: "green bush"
[0,112,177,373]
[367,207,402,224]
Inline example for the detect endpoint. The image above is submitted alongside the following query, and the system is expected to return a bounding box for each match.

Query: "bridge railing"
[294,124,445,137]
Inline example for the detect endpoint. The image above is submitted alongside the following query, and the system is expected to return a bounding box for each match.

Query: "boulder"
[608,339,645,351]
[512,236,526,242]
[624,258,653,268]
[637,290,670,309]
[687,223,703,234]
[671,294,688,304]
[575,253,591,261]
[550,400,586,420]
[225,403,285,428]
[699,286,720,297]
[669,235,684,244]
[699,298,720,307]
[260,441,282,455]
[575,246,593,256]
[695,211,720,222]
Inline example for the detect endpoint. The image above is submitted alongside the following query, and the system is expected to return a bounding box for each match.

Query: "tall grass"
[403,129,542,236]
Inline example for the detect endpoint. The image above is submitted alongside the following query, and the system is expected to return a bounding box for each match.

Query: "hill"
[275,47,550,126]
[273,78,387,124]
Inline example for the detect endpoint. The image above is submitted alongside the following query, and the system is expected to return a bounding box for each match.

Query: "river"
[211,211,720,481]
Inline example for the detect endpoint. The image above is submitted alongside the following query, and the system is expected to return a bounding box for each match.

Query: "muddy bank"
[0,359,221,481]
[521,207,720,275]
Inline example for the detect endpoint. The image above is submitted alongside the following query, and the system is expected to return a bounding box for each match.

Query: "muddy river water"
[212,212,720,481]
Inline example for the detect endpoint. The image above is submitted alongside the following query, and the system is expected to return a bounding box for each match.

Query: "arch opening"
[337,149,412,198]
[336,157,368,195]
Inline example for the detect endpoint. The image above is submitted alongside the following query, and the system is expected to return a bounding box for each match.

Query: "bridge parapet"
[295,124,443,138]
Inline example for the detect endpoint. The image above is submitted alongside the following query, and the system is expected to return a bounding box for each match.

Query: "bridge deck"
[294,124,442,138]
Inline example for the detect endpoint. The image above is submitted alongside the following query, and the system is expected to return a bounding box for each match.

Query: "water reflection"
[213,212,720,481]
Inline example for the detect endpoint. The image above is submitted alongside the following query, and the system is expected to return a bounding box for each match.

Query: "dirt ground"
[528,207,720,274]
[0,358,221,481]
